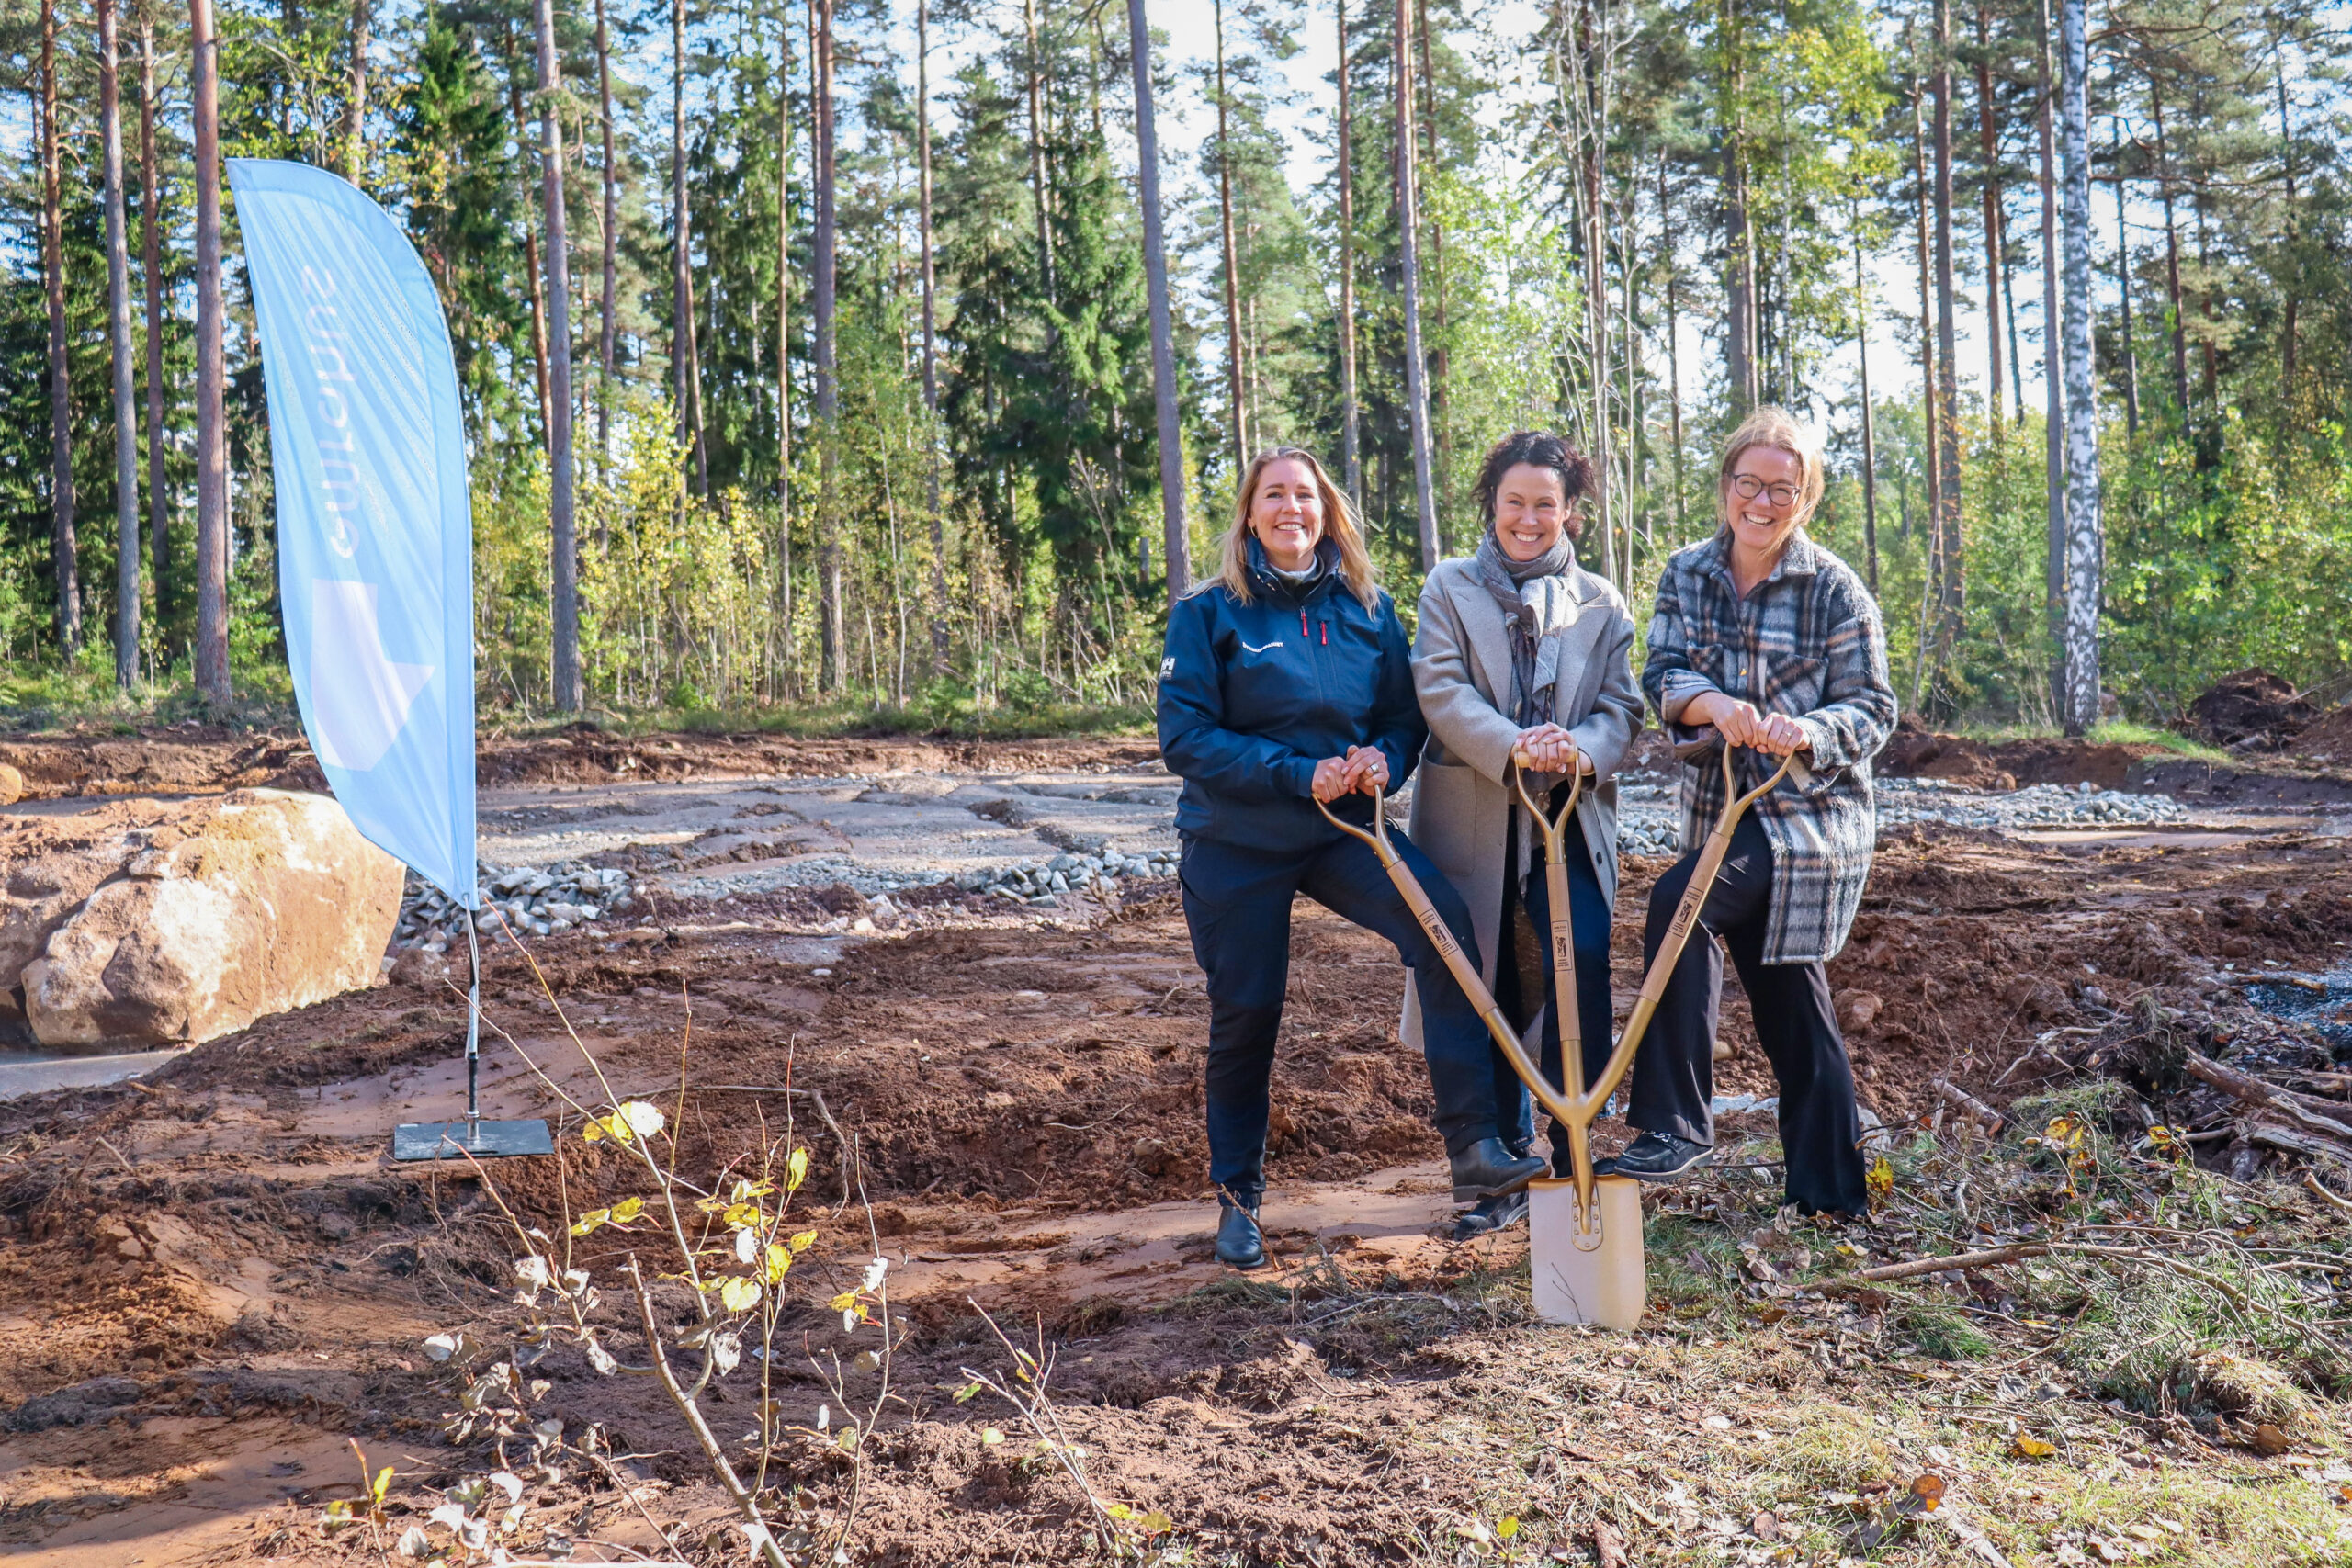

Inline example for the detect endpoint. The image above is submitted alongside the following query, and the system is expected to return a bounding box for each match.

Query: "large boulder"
[1,789,401,1051]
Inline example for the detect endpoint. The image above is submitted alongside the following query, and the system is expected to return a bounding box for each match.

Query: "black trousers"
[1181,829,1496,1202]
[1493,805,1616,1168]
[1628,813,1869,1216]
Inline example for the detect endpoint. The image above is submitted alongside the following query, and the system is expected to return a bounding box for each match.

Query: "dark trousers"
[1628,813,1869,1216]
[1493,807,1616,1168]
[1181,829,1494,1201]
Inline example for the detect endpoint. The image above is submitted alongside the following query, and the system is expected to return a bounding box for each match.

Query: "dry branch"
[2305,1173,2352,1214]
[1816,1243,2051,1292]
[1932,1077,2007,1135]
[2245,1119,2352,1169]
[2186,1053,2352,1141]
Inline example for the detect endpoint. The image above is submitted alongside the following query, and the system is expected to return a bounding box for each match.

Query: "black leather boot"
[1215,1194,1266,1269]
[1448,1137,1549,1202]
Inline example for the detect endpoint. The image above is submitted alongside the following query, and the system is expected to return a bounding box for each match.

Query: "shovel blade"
[1528,1176,1646,1329]
[393,1119,554,1162]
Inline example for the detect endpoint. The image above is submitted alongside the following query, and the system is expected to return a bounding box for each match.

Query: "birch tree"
[1395,0,1437,570]
[2058,0,2101,735]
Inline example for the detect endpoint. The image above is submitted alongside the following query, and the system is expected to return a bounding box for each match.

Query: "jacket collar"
[1705,525,1821,592]
[1246,536,1342,605]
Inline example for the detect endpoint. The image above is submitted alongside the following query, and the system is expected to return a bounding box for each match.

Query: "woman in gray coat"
[1406,431,1645,1235]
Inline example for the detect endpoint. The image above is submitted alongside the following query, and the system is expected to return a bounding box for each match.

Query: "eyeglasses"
[1730,475,1801,507]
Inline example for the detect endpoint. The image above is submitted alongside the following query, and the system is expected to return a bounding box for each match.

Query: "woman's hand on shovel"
[1511,723,1589,775]
[1685,694,1810,756]
[1312,747,1390,801]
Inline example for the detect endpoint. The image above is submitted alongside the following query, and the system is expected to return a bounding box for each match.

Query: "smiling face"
[1247,457,1327,572]
[1492,462,1573,563]
[1723,444,1810,561]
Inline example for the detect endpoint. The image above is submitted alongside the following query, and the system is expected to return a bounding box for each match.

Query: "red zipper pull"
[1321,621,1328,646]
[1300,608,1308,638]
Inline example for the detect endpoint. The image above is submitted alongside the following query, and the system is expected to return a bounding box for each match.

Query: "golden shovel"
[1316,739,1795,1329]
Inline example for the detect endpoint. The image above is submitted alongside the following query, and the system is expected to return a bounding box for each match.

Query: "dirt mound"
[0,726,1159,802]
[2186,668,2318,750]
[1875,717,2162,792]
[2278,704,2352,767]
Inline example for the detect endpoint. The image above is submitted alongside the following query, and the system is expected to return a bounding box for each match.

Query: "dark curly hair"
[1471,431,1597,541]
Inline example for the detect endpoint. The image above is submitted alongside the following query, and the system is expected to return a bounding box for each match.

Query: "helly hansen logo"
[1159,657,1175,679]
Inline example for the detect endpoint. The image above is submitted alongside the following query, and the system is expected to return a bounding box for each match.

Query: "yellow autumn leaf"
[1496,1516,1519,1541]
[764,1243,793,1283]
[979,1427,1004,1446]
[616,1101,666,1138]
[2011,1435,2056,1459]
[570,1207,610,1236]
[718,1277,762,1313]
[1866,1156,1894,1201]
[786,1147,810,1191]
[723,1202,763,1230]
[787,1230,817,1253]
[829,1290,860,1313]
[608,1196,644,1224]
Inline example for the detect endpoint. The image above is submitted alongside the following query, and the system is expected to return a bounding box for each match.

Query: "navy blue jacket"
[1157,541,1425,853]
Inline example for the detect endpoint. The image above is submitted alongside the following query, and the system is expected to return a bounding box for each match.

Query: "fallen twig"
[1815,1243,2052,1292]
[1932,1078,2007,1136]
[2305,1173,2352,1214]
[2245,1119,2352,1170]
[696,1085,855,1205]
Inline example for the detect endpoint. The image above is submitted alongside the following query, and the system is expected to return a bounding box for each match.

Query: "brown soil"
[0,724,1160,802]
[6,756,2352,1562]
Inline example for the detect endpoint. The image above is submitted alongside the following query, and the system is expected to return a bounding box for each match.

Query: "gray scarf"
[1475,529,1577,728]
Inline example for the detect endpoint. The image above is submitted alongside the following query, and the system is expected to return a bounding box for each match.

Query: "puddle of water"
[2240,966,2352,1056]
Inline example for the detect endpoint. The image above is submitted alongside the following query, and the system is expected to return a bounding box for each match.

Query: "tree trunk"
[1975,0,2004,431]
[1417,0,1448,491]
[41,0,81,656]
[1578,0,1611,581]
[343,0,371,178]
[1336,0,1361,502]
[674,0,708,494]
[141,11,169,626]
[770,6,793,693]
[537,0,581,712]
[2058,0,2101,736]
[506,52,554,440]
[1395,0,1438,570]
[1853,215,1879,595]
[1023,0,1056,301]
[919,0,949,672]
[2276,56,2296,379]
[1660,154,1684,536]
[596,0,617,489]
[2149,84,2189,423]
[814,0,843,692]
[1214,0,1248,473]
[2039,0,2065,707]
[1930,0,1964,653]
[103,0,141,687]
[193,0,229,700]
[2111,117,2137,435]
[1125,0,1189,604]
[1909,50,1942,712]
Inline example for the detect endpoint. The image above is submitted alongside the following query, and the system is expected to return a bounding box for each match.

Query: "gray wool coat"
[1399,554,1644,1054]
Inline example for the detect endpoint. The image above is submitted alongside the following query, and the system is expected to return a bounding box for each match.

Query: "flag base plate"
[392,1119,554,1162]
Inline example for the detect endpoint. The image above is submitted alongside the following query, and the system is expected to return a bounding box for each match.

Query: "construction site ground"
[6,723,2352,1564]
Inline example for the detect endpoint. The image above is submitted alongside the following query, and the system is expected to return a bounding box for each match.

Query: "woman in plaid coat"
[1613,406,1897,1216]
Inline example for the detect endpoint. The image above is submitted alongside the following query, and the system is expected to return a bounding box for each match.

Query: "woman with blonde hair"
[1615,405,1896,1216]
[1159,447,1547,1269]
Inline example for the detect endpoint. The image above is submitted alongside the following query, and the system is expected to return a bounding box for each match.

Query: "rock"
[4,789,402,1050]
[390,946,455,989]
[0,763,20,806]
[1839,990,1883,1033]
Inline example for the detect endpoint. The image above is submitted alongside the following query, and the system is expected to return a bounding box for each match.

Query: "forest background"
[2,0,2347,737]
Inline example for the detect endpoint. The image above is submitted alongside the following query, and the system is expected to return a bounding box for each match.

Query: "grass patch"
[2089,719,2233,761]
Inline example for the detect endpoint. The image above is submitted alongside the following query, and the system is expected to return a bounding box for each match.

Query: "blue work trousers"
[1180,828,1496,1202]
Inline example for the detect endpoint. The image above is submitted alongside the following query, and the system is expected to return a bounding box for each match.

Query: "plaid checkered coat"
[1642,529,1897,964]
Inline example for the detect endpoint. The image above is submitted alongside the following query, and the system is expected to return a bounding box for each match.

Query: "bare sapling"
[395,930,904,1566]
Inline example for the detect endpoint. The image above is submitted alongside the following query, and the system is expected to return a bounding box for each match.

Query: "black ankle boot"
[1216,1194,1266,1269]
[1448,1137,1549,1202]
